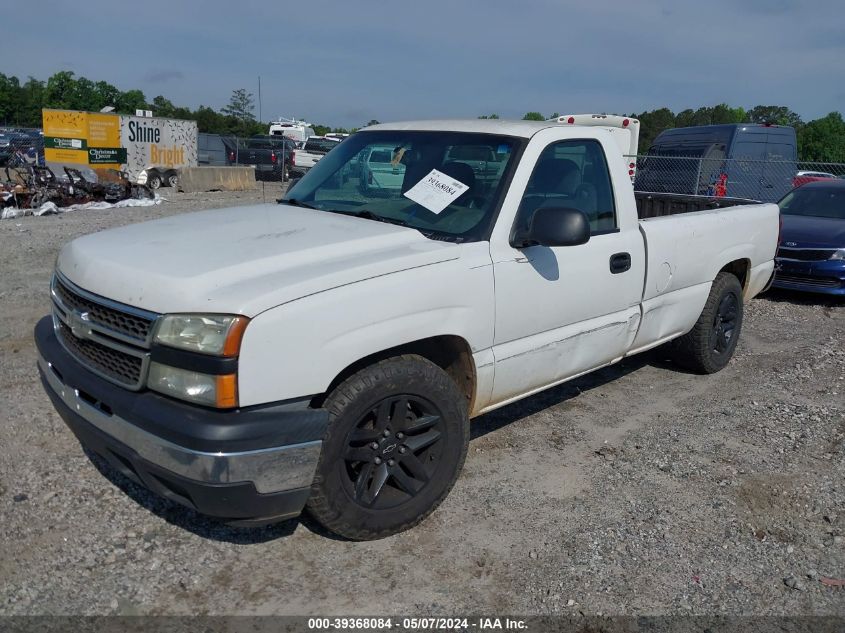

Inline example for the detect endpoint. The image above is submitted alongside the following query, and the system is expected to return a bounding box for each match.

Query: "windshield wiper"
[280,198,320,210]
[352,209,409,226]
[328,208,410,228]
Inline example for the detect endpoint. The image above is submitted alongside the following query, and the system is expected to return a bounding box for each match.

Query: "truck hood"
[57,204,461,316]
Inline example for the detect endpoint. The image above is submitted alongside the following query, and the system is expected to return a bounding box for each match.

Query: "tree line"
[0,72,356,138]
[498,105,845,162]
[1,72,843,162]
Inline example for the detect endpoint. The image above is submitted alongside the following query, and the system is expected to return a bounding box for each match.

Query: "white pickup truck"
[36,116,778,540]
[290,136,341,177]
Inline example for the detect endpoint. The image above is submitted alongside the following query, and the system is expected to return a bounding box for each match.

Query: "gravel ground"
[0,189,843,617]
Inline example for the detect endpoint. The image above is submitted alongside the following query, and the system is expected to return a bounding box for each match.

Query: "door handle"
[609,252,631,274]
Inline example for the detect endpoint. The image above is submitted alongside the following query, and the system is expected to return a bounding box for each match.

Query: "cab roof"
[363,119,560,138]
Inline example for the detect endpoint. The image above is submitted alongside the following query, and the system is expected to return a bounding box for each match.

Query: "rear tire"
[669,272,744,374]
[307,355,469,540]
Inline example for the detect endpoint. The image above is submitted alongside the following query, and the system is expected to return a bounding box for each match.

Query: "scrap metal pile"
[1,165,153,210]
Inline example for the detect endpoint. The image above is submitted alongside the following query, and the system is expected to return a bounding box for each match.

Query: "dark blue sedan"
[773,181,845,295]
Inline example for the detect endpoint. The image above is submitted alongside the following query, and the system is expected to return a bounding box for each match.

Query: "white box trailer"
[549,114,640,181]
[121,115,198,188]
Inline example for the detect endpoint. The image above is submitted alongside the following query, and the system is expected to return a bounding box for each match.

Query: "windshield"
[282,130,524,241]
[779,187,845,219]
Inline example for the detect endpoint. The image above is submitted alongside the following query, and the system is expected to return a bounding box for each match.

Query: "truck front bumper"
[35,316,327,526]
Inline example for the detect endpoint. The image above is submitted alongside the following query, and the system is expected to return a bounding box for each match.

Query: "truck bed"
[635,191,760,219]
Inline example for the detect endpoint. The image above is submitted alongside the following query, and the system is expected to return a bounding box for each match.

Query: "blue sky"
[4,0,844,128]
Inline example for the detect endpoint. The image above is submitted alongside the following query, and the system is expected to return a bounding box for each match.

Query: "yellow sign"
[87,113,120,148]
[43,109,122,170]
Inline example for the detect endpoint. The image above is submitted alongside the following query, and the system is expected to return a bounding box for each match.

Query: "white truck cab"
[36,117,778,539]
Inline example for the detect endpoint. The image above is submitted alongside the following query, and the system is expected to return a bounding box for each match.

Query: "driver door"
[489,135,644,406]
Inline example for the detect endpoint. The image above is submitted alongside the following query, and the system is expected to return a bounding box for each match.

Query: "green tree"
[798,112,845,162]
[151,95,177,118]
[0,73,23,124]
[312,124,331,136]
[522,112,545,121]
[116,89,148,114]
[20,77,45,127]
[221,88,256,125]
[710,103,746,125]
[674,108,696,128]
[747,105,802,127]
[44,71,78,109]
[365,119,380,127]
[171,106,195,121]
[636,107,676,151]
[549,112,560,120]
[71,77,98,111]
[194,105,224,133]
[93,80,121,110]
[477,113,500,119]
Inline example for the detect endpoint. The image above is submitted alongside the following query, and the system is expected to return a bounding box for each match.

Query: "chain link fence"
[219,135,346,189]
[10,126,845,204]
[0,127,45,169]
[220,136,305,184]
[630,154,845,203]
[225,139,845,204]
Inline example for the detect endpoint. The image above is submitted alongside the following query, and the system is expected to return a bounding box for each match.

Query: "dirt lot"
[0,190,843,617]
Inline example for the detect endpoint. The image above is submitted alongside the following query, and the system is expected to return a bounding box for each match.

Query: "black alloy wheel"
[711,291,739,355]
[668,272,744,374]
[307,355,469,540]
[342,395,445,508]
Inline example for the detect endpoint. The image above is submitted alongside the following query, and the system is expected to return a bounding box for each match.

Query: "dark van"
[635,123,797,202]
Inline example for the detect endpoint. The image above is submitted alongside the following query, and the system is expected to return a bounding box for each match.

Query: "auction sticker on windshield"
[403,168,469,214]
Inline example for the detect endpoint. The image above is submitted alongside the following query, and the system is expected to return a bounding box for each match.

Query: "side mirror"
[513,207,591,248]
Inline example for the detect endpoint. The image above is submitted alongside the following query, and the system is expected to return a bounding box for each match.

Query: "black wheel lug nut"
[383,429,390,437]
[370,442,379,450]
[387,459,395,467]
[399,446,407,454]
[396,432,404,439]
[374,457,382,465]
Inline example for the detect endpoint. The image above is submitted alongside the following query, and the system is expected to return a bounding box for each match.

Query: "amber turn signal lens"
[215,374,238,408]
[222,317,250,357]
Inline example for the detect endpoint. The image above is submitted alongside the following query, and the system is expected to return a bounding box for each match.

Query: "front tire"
[669,272,744,374]
[307,355,469,540]
[146,172,162,189]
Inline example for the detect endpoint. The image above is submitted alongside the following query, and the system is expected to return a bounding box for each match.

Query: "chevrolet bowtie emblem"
[69,310,92,339]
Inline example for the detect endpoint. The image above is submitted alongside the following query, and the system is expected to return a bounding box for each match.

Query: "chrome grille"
[56,322,144,387]
[776,247,837,261]
[52,275,155,343]
[51,272,158,390]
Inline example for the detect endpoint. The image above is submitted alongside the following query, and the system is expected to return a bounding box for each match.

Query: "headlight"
[154,314,249,356]
[830,249,845,260]
[148,362,237,408]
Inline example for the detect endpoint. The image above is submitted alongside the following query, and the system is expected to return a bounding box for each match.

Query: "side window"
[516,139,617,233]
